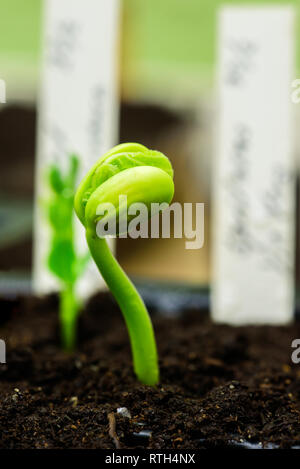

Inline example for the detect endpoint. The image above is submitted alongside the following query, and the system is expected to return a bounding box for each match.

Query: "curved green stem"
[86,230,159,386]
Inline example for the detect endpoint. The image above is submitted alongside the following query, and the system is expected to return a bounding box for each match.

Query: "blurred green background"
[0,0,299,105]
[0,0,299,289]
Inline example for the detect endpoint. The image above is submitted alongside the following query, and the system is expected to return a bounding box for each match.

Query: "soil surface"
[1,293,300,449]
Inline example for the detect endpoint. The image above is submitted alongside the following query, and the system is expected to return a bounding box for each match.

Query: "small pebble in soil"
[117,407,131,419]
[70,396,78,407]
[133,430,152,439]
[90,364,99,372]
[125,430,152,447]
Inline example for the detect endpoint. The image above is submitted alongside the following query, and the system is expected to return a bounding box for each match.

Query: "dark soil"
[0,293,300,449]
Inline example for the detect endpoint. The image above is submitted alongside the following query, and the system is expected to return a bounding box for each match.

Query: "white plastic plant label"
[33,0,120,298]
[0,79,6,103]
[212,7,296,325]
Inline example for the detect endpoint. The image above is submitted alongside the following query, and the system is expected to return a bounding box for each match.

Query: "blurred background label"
[0,79,6,103]
[0,0,299,306]
[33,0,120,298]
[212,6,296,324]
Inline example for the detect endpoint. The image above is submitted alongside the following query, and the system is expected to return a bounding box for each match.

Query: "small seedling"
[74,143,174,385]
[46,155,89,351]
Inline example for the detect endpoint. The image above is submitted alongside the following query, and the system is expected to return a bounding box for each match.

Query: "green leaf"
[47,238,76,283]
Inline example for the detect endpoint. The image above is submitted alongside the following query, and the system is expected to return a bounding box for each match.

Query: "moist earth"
[0,293,300,449]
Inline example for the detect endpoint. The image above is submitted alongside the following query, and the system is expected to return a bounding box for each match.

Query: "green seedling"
[74,143,174,385]
[46,155,89,351]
